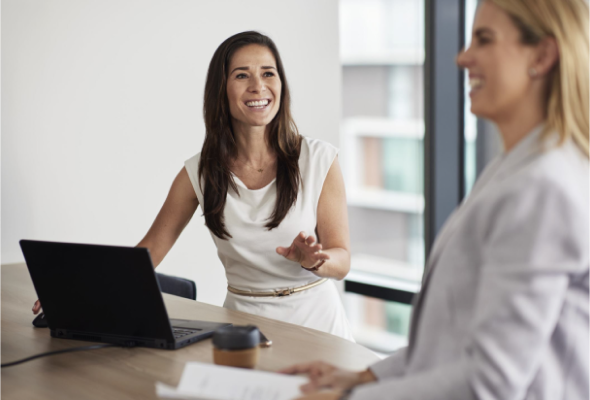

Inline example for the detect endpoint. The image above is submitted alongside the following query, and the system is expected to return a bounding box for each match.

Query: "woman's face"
[457,1,538,121]
[226,44,282,131]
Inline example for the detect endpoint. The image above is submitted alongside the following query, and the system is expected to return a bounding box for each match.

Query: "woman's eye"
[263,72,275,77]
[236,73,248,79]
[476,36,491,45]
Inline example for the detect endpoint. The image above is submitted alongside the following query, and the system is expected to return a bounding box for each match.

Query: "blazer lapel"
[406,204,470,361]
[406,204,467,360]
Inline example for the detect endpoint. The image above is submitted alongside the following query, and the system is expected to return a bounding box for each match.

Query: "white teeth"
[469,78,484,89]
[246,99,269,107]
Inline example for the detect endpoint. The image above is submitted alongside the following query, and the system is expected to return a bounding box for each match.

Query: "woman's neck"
[494,89,546,153]
[232,122,274,165]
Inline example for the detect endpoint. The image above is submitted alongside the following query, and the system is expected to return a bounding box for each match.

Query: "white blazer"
[350,126,589,400]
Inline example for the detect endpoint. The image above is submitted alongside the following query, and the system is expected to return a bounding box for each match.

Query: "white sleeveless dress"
[184,137,354,341]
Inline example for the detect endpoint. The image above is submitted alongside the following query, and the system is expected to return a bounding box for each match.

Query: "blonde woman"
[282,0,589,399]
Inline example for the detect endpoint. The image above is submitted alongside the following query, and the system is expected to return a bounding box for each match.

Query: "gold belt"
[227,278,328,298]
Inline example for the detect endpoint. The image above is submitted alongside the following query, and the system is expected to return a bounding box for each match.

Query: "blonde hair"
[490,0,589,157]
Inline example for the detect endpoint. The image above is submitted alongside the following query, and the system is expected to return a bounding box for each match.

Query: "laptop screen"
[20,240,174,341]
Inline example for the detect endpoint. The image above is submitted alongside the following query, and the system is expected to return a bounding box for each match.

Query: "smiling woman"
[29,29,354,338]
[134,31,355,340]
[200,35,298,238]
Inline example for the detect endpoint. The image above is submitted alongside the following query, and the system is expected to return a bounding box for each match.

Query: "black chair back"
[155,273,197,301]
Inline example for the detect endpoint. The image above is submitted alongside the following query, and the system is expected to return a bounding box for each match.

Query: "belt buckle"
[276,288,294,297]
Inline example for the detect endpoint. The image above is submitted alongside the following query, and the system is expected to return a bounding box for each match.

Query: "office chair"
[155,273,197,301]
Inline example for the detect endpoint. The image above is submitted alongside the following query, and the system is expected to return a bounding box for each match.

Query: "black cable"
[1,343,119,368]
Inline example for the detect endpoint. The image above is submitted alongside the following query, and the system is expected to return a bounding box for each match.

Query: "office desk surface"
[1,263,379,400]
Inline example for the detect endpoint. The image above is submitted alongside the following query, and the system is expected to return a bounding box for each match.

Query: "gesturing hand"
[276,232,330,270]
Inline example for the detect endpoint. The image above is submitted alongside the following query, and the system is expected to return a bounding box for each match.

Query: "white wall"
[2,0,341,306]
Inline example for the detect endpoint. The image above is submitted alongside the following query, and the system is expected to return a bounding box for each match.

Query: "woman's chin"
[249,118,273,127]
[246,114,278,128]
[232,116,273,130]
[469,101,491,120]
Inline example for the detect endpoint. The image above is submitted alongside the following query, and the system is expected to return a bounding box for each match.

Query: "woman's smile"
[244,98,272,110]
[468,74,485,97]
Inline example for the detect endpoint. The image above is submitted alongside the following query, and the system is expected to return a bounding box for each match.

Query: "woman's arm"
[275,157,351,280]
[137,168,199,268]
[33,167,199,314]
[312,157,351,280]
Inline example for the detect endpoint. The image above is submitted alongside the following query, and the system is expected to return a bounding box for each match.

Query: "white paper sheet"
[156,362,307,400]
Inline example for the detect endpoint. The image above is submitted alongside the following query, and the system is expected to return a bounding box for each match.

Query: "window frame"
[343,0,466,304]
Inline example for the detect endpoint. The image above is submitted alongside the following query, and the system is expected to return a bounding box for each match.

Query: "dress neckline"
[231,173,277,192]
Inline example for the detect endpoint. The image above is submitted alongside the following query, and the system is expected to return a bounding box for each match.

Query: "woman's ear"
[531,36,559,77]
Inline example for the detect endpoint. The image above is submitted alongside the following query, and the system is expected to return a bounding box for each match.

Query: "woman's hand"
[292,392,342,400]
[280,361,376,394]
[32,299,42,315]
[276,232,330,270]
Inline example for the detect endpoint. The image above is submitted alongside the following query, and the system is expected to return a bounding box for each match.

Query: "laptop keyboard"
[173,327,200,339]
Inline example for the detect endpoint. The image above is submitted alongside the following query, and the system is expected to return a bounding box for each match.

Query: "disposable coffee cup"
[212,325,260,369]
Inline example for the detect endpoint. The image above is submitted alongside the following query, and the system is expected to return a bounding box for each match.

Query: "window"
[339,0,425,353]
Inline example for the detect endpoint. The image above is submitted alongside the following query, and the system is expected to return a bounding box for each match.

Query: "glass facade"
[339,0,425,353]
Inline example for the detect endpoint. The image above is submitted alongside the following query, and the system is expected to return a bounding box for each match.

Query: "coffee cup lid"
[213,325,260,350]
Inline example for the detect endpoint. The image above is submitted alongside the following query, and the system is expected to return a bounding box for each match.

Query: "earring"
[529,68,538,77]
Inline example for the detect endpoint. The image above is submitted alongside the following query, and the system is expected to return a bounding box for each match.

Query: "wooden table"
[1,263,379,399]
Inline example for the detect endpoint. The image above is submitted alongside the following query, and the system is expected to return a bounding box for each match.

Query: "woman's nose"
[249,76,265,93]
[456,46,471,69]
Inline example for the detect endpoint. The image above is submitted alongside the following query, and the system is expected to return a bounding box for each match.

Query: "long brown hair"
[198,31,302,240]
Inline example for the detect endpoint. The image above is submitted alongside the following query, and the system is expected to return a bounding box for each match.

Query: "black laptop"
[20,240,230,350]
